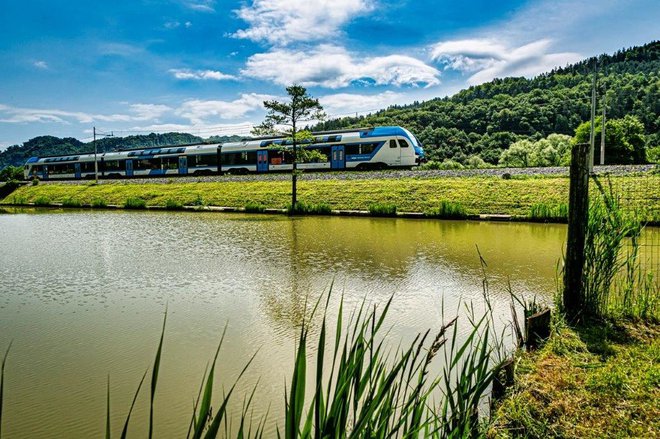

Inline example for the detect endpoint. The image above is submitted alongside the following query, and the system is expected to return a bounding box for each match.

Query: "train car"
[23,126,425,180]
[219,126,424,174]
[23,143,220,180]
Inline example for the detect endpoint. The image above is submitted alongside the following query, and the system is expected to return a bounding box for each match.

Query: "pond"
[0,209,568,437]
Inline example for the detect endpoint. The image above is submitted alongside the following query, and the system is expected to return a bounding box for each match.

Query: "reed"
[287,201,332,215]
[124,197,147,209]
[244,202,266,213]
[62,197,82,208]
[92,198,108,208]
[528,202,568,222]
[165,199,183,210]
[1,342,12,439]
[425,201,468,219]
[368,203,397,217]
[33,196,51,206]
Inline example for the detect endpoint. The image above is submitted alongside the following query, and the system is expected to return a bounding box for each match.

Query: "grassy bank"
[3,174,659,221]
[489,320,660,438]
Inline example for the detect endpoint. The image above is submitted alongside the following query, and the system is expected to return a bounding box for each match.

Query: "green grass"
[164,199,183,210]
[489,321,660,438]
[2,174,659,221]
[62,197,82,208]
[528,202,568,222]
[33,195,51,206]
[244,202,266,213]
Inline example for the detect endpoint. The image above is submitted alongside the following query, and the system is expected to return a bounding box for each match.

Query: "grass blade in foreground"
[149,309,167,439]
[0,341,12,439]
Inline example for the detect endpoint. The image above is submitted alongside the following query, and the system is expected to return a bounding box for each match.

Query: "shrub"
[91,198,107,208]
[33,196,51,206]
[32,178,39,186]
[368,203,397,216]
[165,199,183,210]
[244,202,266,213]
[191,195,205,206]
[287,201,332,215]
[62,198,82,208]
[124,197,147,209]
[465,155,488,169]
[425,201,468,219]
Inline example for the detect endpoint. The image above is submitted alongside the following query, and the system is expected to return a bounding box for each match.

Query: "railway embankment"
[2,166,658,222]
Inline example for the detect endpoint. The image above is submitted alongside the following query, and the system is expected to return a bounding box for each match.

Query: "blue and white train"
[23,126,425,180]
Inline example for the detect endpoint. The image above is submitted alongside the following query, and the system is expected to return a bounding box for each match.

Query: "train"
[23,126,425,180]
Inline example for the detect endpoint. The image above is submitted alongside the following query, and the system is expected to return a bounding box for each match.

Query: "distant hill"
[313,41,659,164]
[0,133,243,169]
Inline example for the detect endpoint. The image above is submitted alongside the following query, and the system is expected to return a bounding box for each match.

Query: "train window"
[361,143,376,154]
[345,144,360,155]
[187,155,198,167]
[389,139,397,148]
[197,154,218,167]
[162,157,179,169]
[398,139,409,148]
[223,151,257,165]
[103,160,122,171]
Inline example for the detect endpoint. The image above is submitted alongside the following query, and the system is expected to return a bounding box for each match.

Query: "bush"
[465,155,488,169]
[124,197,147,209]
[0,166,24,182]
[244,202,266,213]
[287,201,332,215]
[91,198,107,208]
[62,198,82,208]
[368,203,397,216]
[425,201,468,219]
[419,159,464,170]
[165,199,183,210]
[32,178,39,186]
[33,196,51,206]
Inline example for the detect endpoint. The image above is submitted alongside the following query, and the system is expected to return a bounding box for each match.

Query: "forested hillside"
[1,42,658,170]
[315,41,659,165]
[0,133,242,169]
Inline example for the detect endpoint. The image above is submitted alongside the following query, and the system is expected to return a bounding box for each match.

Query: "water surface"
[0,210,569,437]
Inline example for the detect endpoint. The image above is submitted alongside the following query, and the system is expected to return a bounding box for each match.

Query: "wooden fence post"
[563,142,590,322]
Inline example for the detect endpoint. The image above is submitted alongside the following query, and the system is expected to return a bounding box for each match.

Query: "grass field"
[2,174,659,221]
[489,321,660,438]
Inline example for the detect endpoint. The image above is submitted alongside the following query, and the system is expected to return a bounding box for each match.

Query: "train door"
[74,163,82,179]
[257,150,269,173]
[178,156,188,175]
[389,139,402,166]
[126,159,134,177]
[331,145,345,170]
[42,166,49,180]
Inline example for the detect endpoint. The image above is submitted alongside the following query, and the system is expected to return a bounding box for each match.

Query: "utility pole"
[93,127,114,184]
[588,60,597,173]
[600,82,606,165]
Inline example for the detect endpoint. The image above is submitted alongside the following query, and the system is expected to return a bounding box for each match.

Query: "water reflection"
[0,210,613,437]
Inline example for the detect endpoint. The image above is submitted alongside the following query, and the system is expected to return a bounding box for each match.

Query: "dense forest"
[1,42,658,170]
[313,41,659,166]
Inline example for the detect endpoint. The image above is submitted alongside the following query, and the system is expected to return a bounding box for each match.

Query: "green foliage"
[124,197,147,209]
[425,201,468,219]
[499,134,572,167]
[574,115,647,164]
[465,155,488,168]
[31,178,39,186]
[33,196,51,206]
[0,166,23,182]
[647,145,660,163]
[528,203,569,221]
[244,202,266,213]
[62,197,82,208]
[369,203,397,216]
[286,201,332,215]
[91,198,107,208]
[164,199,183,210]
[420,159,464,170]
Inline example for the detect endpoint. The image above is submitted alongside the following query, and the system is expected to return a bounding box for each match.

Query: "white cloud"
[125,122,254,137]
[33,60,49,70]
[129,104,172,121]
[233,0,373,45]
[175,93,276,123]
[243,45,440,88]
[185,0,216,12]
[169,69,237,81]
[320,91,408,117]
[164,21,181,29]
[430,38,581,85]
[0,104,132,124]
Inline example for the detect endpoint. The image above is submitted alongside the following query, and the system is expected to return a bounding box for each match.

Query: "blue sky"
[0,0,658,148]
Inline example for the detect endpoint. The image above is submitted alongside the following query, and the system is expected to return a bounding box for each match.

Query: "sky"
[0,0,658,149]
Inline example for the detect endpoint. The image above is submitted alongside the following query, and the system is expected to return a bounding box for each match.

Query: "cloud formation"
[320,91,408,117]
[243,45,440,88]
[176,93,275,123]
[169,69,237,81]
[430,38,581,85]
[0,104,132,124]
[233,0,372,45]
